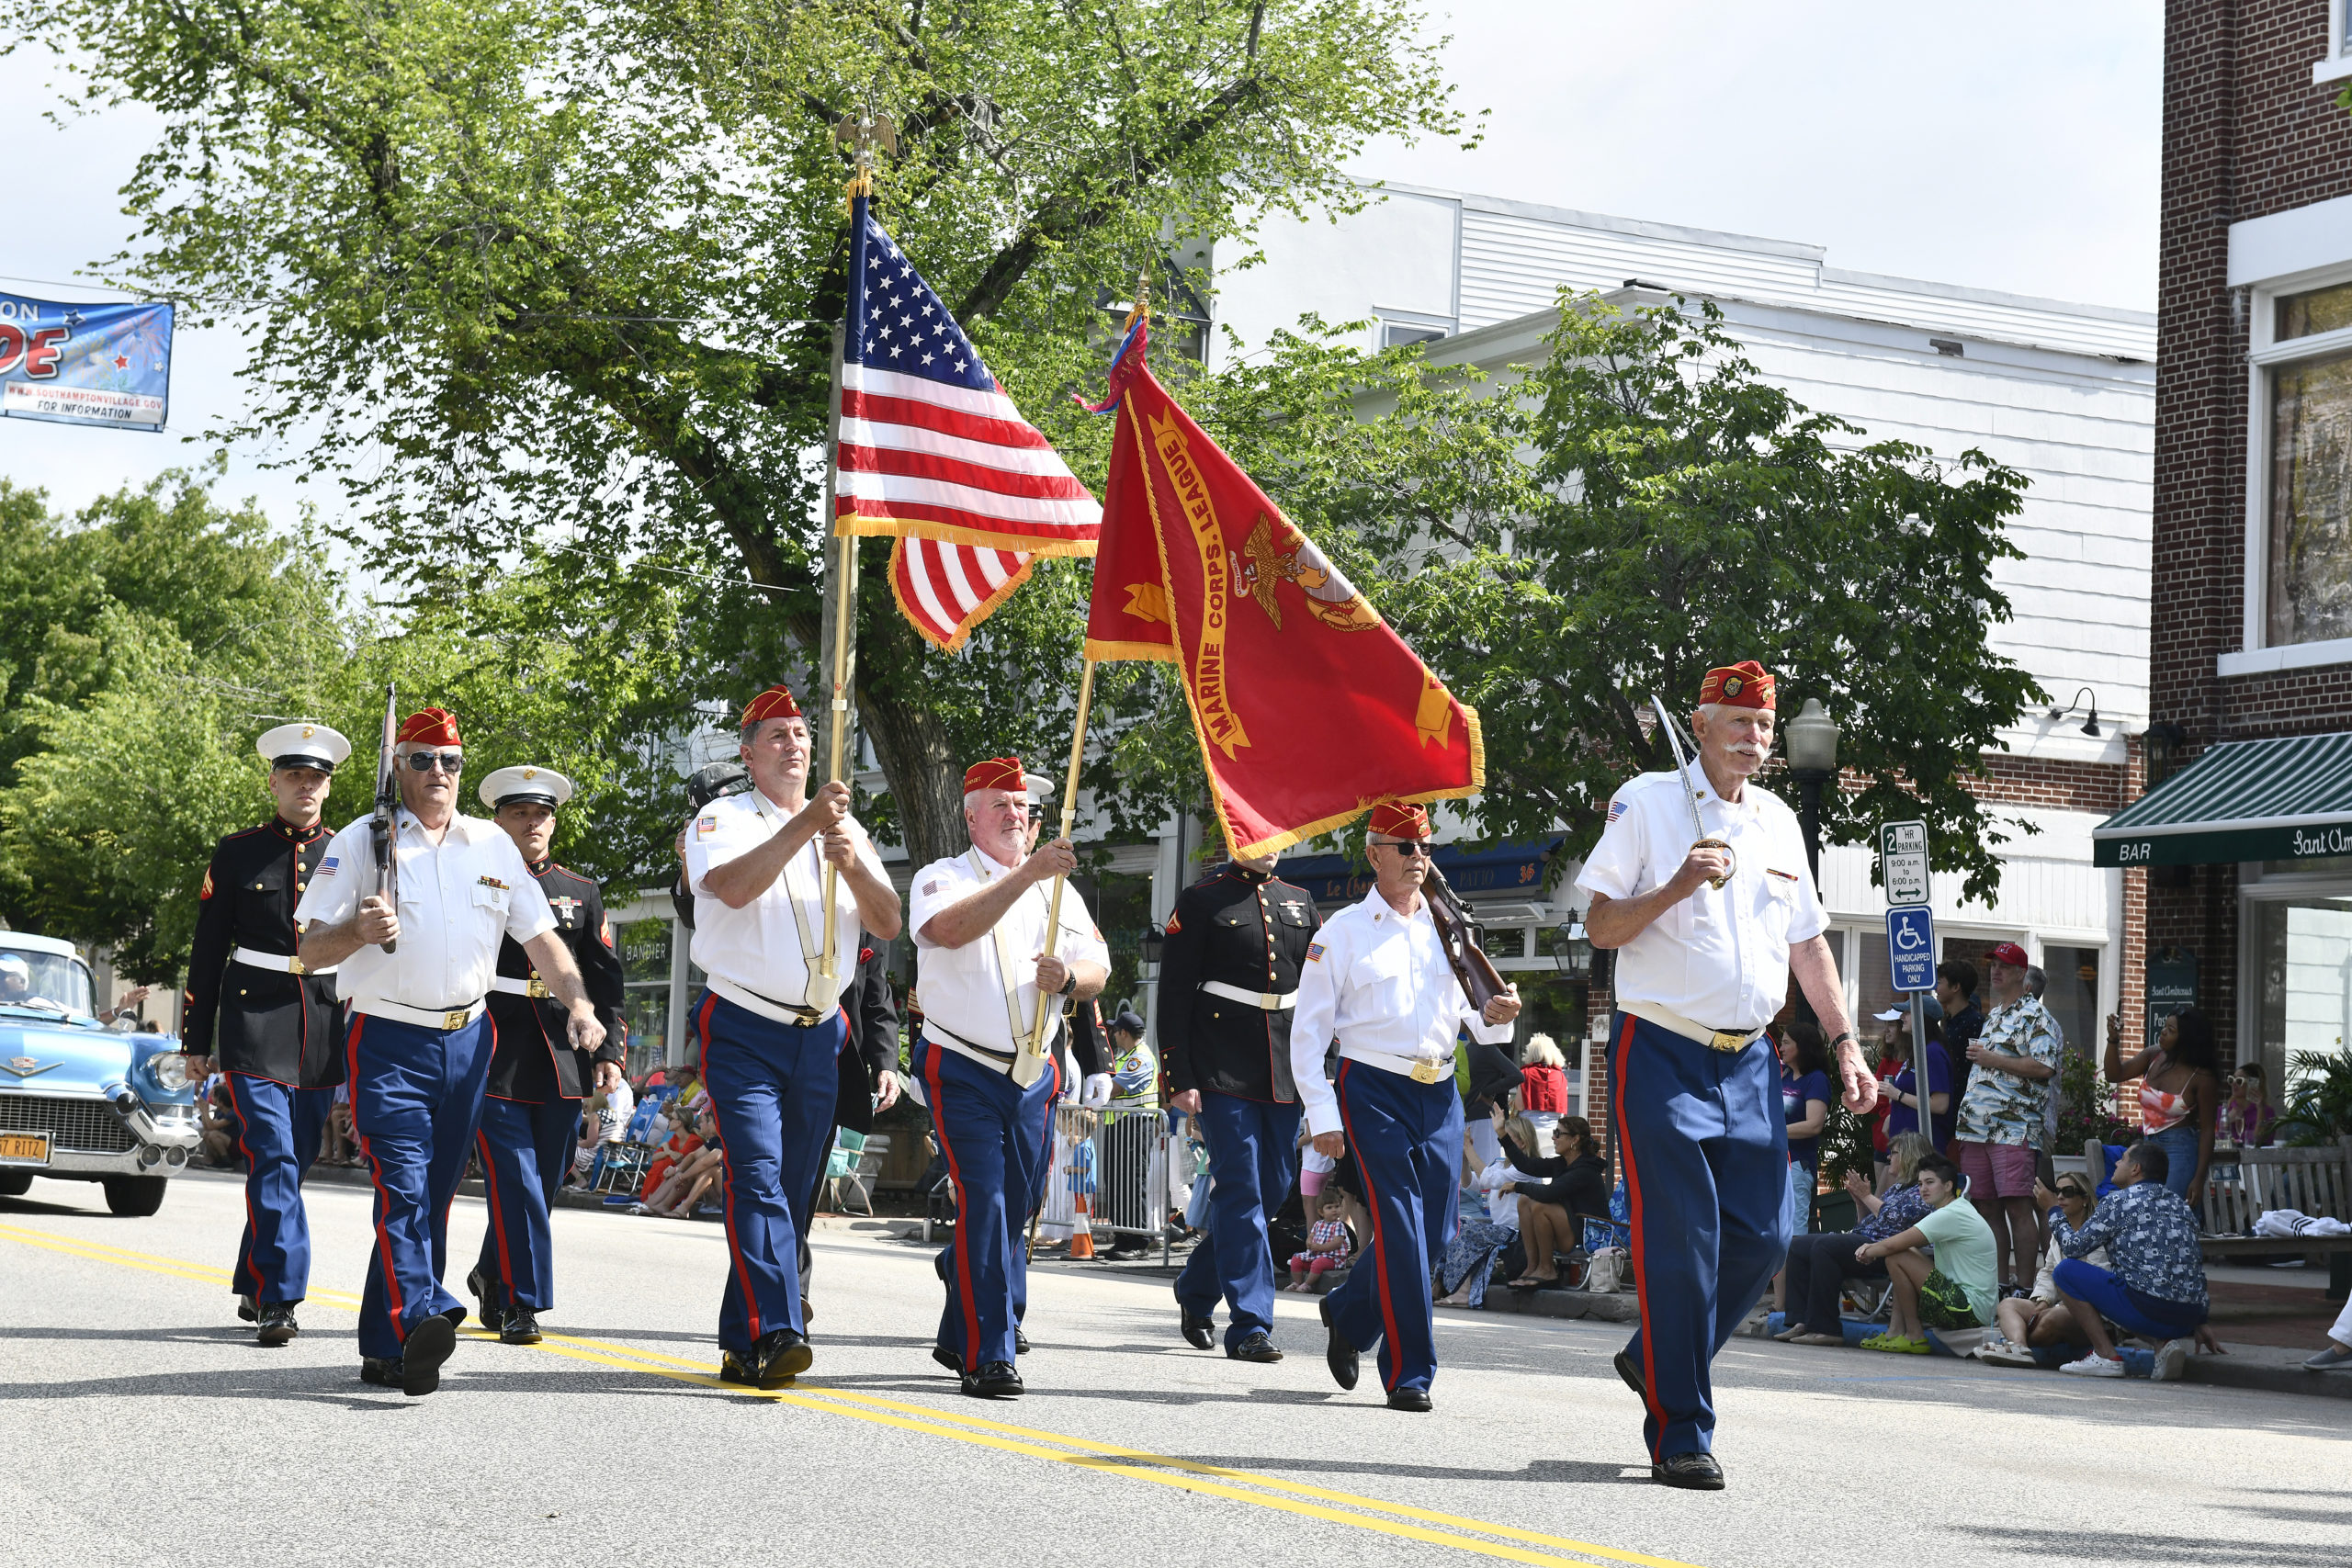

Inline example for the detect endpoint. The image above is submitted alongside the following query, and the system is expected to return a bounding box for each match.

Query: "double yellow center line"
[0,1221,1703,1568]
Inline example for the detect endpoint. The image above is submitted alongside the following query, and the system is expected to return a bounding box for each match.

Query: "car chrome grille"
[0,1093,136,1153]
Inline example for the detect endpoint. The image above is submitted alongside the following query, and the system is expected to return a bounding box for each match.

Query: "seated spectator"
[2048,1139,2222,1379]
[1436,1115,1540,1308]
[1519,1034,1570,1140]
[639,1107,707,1202]
[1980,1173,2107,1364]
[1854,1153,1998,1352]
[642,1114,726,1218]
[2220,1062,2279,1148]
[1504,1115,1609,1289]
[321,1084,358,1168]
[1285,1190,1353,1291]
[1777,1131,1937,1346]
[2305,1296,2352,1372]
[198,1077,240,1168]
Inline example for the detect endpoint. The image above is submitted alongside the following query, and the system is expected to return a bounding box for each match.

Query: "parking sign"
[1881,820,1930,907]
[1885,907,1937,992]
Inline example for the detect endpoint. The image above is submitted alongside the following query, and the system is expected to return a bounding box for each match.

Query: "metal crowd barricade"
[1033,1100,1173,1262]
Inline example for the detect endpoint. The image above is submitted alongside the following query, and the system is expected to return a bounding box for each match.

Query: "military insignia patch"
[1766,867,1798,882]
[1165,912,1182,934]
[600,917,615,947]
[695,813,718,840]
[478,875,510,890]
[1306,942,1326,963]
[198,867,214,899]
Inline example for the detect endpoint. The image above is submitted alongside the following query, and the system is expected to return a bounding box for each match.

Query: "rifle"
[371,684,400,953]
[1422,861,1507,1014]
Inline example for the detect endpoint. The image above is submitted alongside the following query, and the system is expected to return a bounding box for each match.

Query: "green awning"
[2093,730,2352,868]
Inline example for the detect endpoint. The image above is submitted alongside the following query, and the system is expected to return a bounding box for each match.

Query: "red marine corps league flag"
[1080,315,1483,857]
[831,193,1100,649]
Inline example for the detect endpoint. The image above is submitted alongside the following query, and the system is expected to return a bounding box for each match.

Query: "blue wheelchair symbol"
[1884,907,1938,992]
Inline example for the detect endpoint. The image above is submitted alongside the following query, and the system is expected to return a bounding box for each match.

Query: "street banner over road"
[0,292,174,432]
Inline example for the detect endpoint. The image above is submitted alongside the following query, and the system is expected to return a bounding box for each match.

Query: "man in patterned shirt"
[2046,1140,2219,1379]
[1951,942,2059,1297]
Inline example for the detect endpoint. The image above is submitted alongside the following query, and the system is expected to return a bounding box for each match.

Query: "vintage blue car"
[0,931,200,1214]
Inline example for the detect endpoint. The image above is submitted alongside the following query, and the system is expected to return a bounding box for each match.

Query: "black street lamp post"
[1784,700,1840,1029]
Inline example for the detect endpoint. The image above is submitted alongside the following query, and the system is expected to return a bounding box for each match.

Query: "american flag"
[834,196,1098,649]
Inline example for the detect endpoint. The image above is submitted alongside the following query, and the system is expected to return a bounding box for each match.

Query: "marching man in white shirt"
[910,757,1110,1400]
[683,685,903,1390]
[1576,661,1871,1490]
[295,707,607,1397]
[1293,801,1520,1413]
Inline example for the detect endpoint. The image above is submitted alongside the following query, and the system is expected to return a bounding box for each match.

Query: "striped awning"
[2093,730,2352,867]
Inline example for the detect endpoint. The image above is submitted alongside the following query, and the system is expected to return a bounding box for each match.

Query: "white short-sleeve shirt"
[910,847,1110,1055]
[1287,889,1513,1136]
[684,789,886,1012]
[1574,762,1826,1032]
[295,810,556,1012]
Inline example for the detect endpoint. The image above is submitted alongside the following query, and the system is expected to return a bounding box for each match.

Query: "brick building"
[2091,1,2352,1085]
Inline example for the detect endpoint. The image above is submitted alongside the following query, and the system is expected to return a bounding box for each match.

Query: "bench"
[2088,1135,2352,1298]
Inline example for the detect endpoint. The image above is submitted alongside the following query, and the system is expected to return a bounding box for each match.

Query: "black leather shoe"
[256,1303,300,1347]
[236,1293,258,1325]
[931,1344,962,1373]
[802,1296,815,1325]
[359,1357,401,1388]
[1653,1452,1724,1491]
[1386,1387,1433,1413]
[960,1360,1023,1398]
[1229,1332,1283,1363]
[401,1314,456,1397]
[1014,1325,1031,1355]
[467,1269,503,1334]
[752,1328,813,1387]
[1180,1310,1215,1351]
[1320,1293,1359,1392]
[1614,1348,1647,1403]
[500,1307,543,1345]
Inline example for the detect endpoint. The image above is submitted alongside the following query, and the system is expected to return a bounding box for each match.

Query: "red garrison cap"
[1986,942,2030,969]
[962,757,1025,795]
[1367,801,1432,840]
[740,685,803,728]
[395,707,461,747]
[1699,660,1776,712]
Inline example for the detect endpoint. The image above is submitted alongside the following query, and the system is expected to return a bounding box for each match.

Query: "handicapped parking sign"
[1885,907,1937,992]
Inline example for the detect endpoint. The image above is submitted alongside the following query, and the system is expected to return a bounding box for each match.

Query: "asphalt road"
[3,1170,2346,1568]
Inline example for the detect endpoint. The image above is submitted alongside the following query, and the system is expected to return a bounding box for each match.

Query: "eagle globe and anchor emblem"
[1229,511,1379,634]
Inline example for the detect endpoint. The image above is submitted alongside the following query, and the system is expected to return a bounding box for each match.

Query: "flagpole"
[1020,657,1098,1075]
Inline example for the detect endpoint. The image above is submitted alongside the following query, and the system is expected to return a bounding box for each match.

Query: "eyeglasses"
[1373,839,1429,859]
[406,751,465,773]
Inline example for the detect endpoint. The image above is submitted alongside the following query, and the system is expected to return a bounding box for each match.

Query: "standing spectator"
[2221,1063,2280,1148]
[2047,1141,2222,1380]
[2103,1008,2222,1207]
[1770,1021,1831,1313]
[1865,1011,1906,1181]
[1519,1035,1570,1142]
[1952,942,2059,1296]
[1875,1002,1954,1153]
[1777,1131,1937,1346]
[1855,1153,1999,1352]
[1935,959,1984,1137]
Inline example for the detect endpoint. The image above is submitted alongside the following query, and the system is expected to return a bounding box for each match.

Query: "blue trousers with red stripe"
[471,1094,582,1314]
[696,991,842,1357]
[1324,1059,1463,1395]
[224,1075,335,1305]
[1174,1091,1303,1349]
[348,1012,493,1360]
[920,1038,1060,1370]
[1608,1010,1791,1461]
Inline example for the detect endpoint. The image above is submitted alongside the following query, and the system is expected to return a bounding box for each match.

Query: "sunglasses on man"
[406,751,465,773]
[1371,838,1429,859]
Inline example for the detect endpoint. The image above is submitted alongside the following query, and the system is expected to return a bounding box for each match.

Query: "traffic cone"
[1069,1190,1096,1259]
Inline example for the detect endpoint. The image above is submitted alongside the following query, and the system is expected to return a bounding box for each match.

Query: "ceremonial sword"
[1649,694,1734,890]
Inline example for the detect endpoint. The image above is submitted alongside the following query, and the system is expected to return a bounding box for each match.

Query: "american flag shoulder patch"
[1306,942,1326,963]
[922,880,940,897]
[1605,797,1628,824]
[317,856,338,876]
[694,813,718,840]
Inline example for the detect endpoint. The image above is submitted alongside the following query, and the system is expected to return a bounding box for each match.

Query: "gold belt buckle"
[1409,1059,1445,1084]
[1707,1028,1753,1053]
[526,978,551,998]
[288,955,307,976]
[444,1010,470,1031]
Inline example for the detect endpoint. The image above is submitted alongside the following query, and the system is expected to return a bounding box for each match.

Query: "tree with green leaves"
[1367,298,2043,902]
[3,0,1468,869]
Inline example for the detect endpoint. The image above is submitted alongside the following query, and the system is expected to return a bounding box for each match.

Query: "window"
[614,917,677,1081]
[2322,3,2352,84]
[2252,896,2352,1095]
[1380,320,1447,350]
[2247,278,2352,660]
[2041,945,2101,1057]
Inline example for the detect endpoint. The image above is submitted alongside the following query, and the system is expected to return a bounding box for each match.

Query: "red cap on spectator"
[1368,801,1432,840]
[962,757,1025,795]
[740,685,802,728]
[1699,660,1776,711]
[1986,941,2030,969]
[395,707,461,747]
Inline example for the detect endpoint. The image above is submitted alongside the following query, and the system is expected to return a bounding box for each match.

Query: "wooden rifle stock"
[1423,863,1506,1012]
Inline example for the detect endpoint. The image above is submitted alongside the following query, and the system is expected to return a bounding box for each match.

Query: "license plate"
[0,1131,50,1166]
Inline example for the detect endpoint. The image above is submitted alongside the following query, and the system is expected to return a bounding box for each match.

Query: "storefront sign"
[2144,951,2197,1053]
